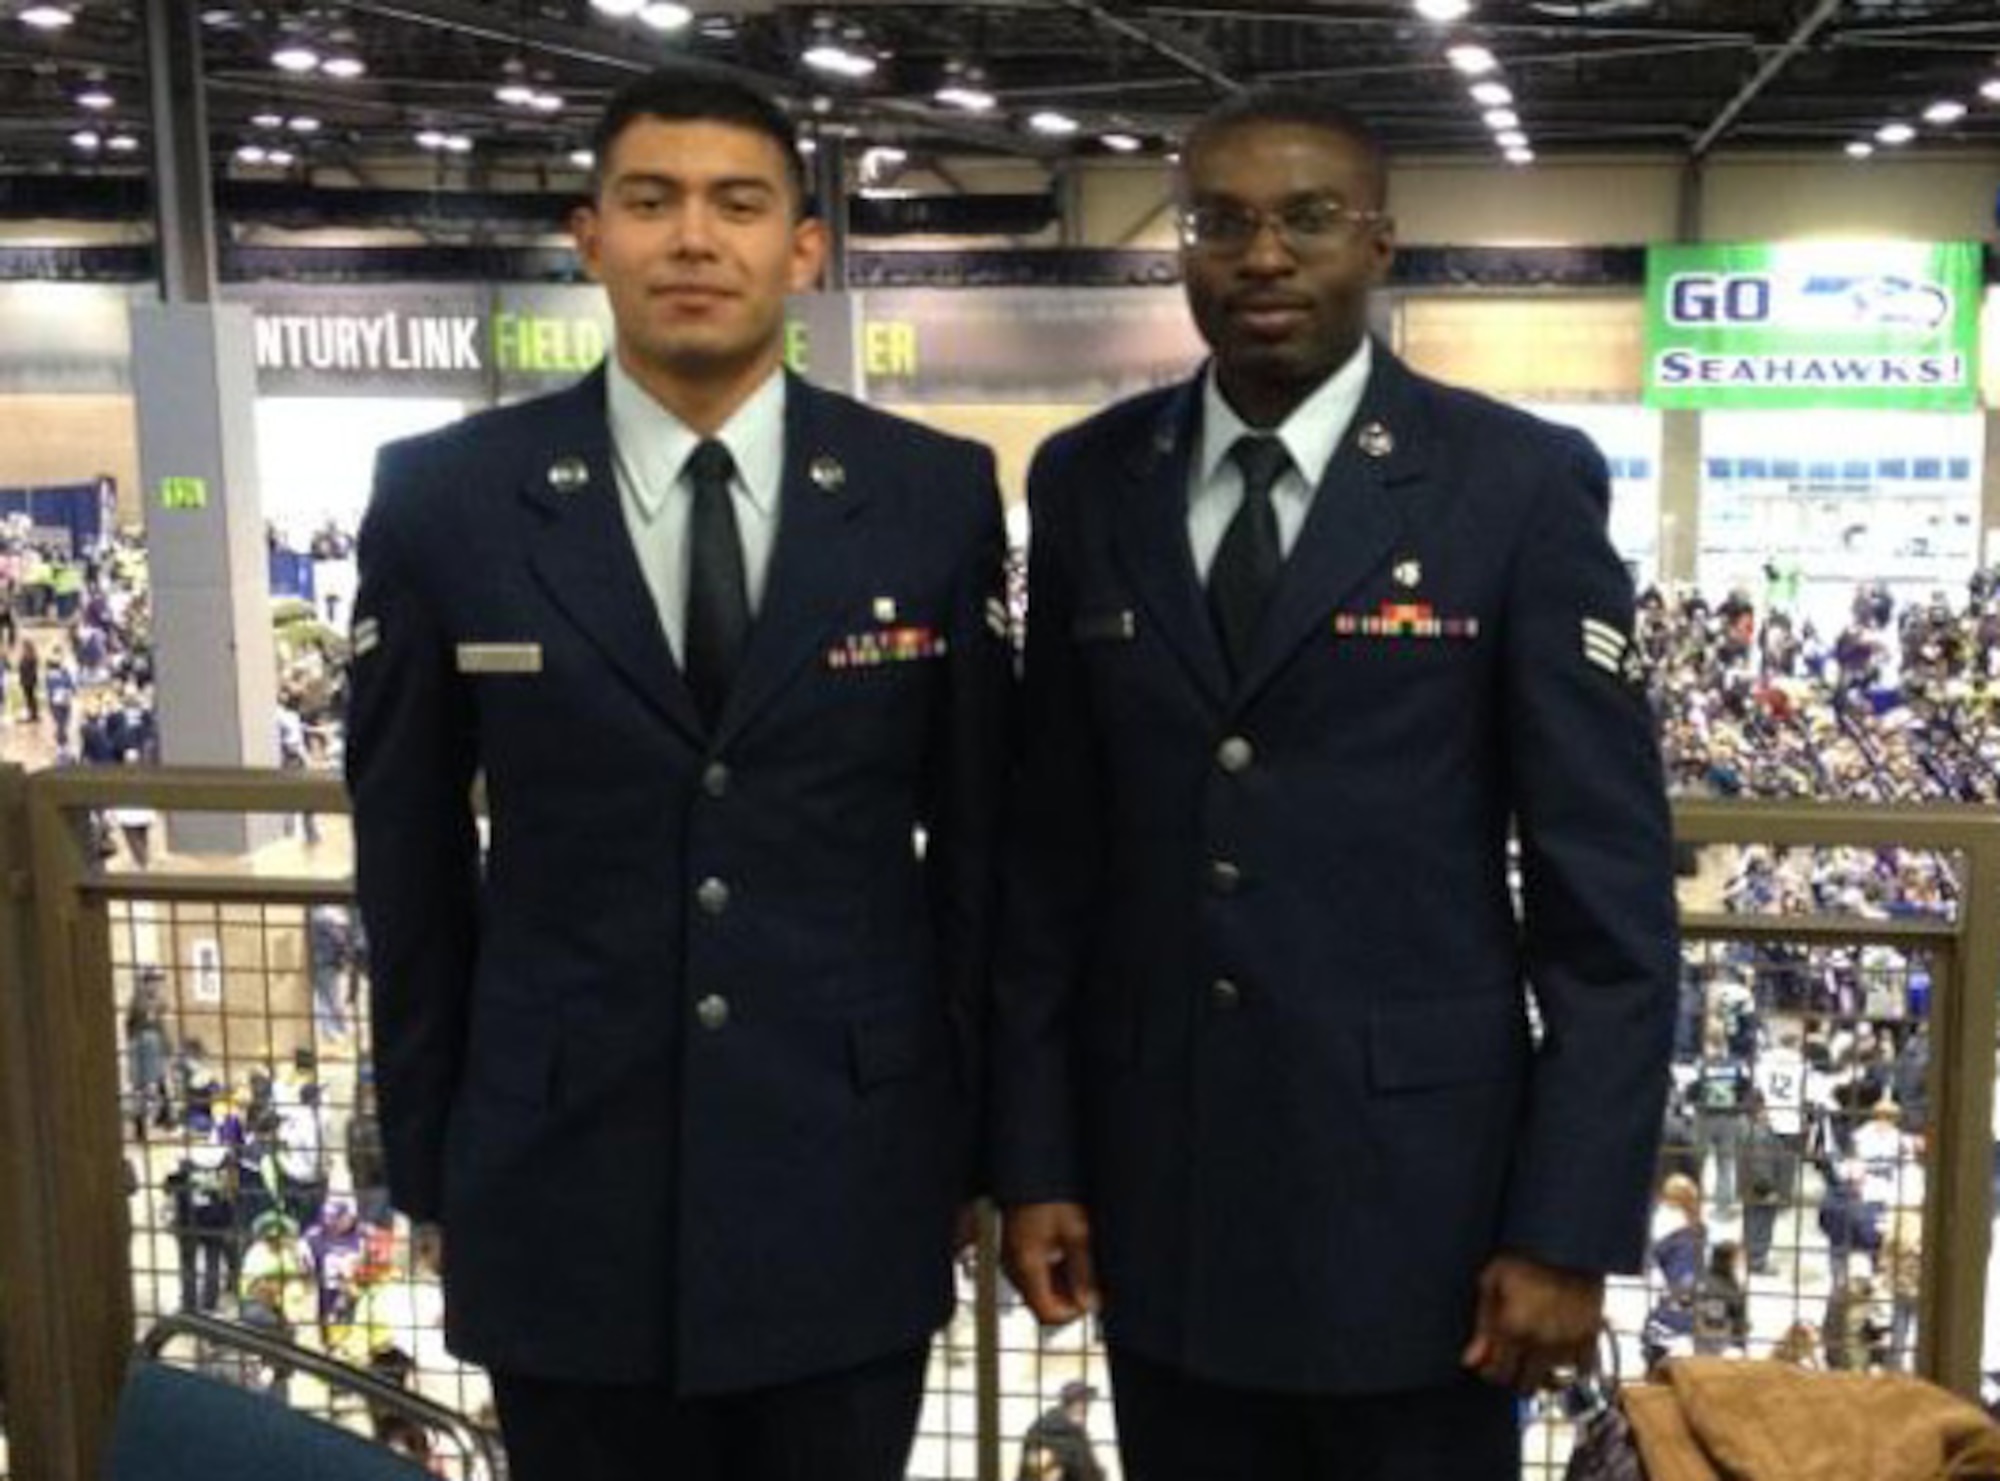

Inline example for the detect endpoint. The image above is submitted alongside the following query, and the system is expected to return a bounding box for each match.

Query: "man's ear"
[572,202,604,282]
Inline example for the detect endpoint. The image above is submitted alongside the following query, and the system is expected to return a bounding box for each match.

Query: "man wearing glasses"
[994,91,1677,1478]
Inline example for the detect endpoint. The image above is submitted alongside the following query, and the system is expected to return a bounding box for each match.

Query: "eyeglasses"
[1177,198,1385,255]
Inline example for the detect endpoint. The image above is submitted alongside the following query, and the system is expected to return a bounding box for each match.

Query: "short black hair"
[1182,89,1390,208]
[588,69,812,214]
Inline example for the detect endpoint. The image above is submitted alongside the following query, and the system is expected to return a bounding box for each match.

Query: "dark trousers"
[1109,1348,1519,1481]
[1743,1202,1780,1272]
[492,1345,929,1481]
[177,1233,230,1313]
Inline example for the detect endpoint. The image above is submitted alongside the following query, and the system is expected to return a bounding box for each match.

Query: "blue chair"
[103,1312,502,1481]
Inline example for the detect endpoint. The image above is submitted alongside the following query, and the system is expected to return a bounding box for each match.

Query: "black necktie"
[1209,435,1290,675]
[683,438,749,727]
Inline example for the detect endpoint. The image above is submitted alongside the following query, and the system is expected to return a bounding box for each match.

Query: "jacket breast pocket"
[1071,608,1138,647]
[1367,993,1526,1095]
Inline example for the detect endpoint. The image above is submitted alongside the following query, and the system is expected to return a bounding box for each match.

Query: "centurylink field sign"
[1644,241,1982,411]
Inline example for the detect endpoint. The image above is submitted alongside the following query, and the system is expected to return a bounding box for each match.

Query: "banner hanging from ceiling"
[1643,240,1982,411]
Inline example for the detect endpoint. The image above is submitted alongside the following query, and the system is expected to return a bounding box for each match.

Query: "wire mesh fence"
[64,832,1981,1479]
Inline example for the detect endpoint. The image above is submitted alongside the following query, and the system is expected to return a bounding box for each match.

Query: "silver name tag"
[456,643,543,675]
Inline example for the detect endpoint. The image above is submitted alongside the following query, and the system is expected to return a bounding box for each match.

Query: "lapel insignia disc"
[547,456,590,492]
[810,455,846,493]
[1393,559,1422,589]
[1357,422,1394,459]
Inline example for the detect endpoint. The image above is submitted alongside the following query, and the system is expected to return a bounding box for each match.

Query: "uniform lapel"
[710,373,871,746]
[520,369,706,744]
[1110,376,1232,709]
[1232,349,1434,707]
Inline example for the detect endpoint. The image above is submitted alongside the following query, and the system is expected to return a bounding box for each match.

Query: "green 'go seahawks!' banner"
[1643,241,1982,411]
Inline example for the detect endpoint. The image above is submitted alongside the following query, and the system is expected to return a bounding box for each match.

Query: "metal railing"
[0,769,1993,1480]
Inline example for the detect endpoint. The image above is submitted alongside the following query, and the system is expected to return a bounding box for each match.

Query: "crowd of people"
[1648,571,2000,810]
[0,526,157,763]
[1618,571,1999,1382]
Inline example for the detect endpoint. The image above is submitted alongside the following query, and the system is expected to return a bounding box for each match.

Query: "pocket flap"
[1367,993,1525,1093]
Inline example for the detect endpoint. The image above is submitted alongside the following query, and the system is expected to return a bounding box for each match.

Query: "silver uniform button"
[1216,736,1254,773]
[810,455,846,493]
[701,763,730,799]
[696,995,730,1031]
[1209,859,1242,895]
[547,456,590,492]
[1211,978,1242,1010]
[696,877,731,915]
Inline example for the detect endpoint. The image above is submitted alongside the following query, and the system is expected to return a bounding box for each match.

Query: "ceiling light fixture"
[495,83,536,106]
[638,2,692,29]
[1483,108,1519,130]
[265,147,295,166]
[1845,140,1874,158]
[1923,100,1966,125]
[287,116,320,133]
[528,92,564,113]
[442,134,473,154]
[414,129,448,149]
[803,44,876,79]
[1875,121,1915,145]
[69,128,101,150]
[271,45,320,73]
[568,148,595,169]
[76,88,115,111]
[107,133,140,153]
[1029,110,1080,135]
[590,0,647,14]
[1468,81,1511,108]
[20,6,75,31]
[1504,146,1534,165]
[1102,132,1143,152]
[1414,0,1472,21]
[1447,45,1497,76]
[935,84,997,112]
[251,111,284,129]
[1495,128,1528,149]
[235,143,268,163]
[321,55,365,79]
[1982,79,2000,104]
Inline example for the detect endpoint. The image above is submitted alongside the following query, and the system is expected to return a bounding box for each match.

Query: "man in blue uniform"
[994,91,1678,1478]
[346,70,1009,1481]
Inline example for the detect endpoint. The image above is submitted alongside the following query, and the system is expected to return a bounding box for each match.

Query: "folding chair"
[103,1311,503,1481]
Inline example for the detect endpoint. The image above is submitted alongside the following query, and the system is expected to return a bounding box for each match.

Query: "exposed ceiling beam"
[1829,36,2000,56]
[1824,18,2000,42]
[342,0,1059,155]
[1054,0,1240,94]
[1690,0,1843,160]
[993,34,1754,99]
[1143,6,1756,45]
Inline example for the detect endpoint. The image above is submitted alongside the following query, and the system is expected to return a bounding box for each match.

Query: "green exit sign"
[159,477,209,510]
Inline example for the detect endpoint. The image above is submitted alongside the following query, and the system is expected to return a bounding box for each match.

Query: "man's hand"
[1460,1252,1602,1393]
[1002,1201,1100,1326]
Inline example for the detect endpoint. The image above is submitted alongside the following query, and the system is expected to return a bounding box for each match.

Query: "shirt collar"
[606,355,787,519]
[1197,337,1373,494]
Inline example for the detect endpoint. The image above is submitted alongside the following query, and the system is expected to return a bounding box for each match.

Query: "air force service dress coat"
[346,367,1010,1393]
[994,346,1679,1395]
